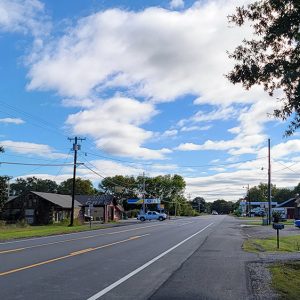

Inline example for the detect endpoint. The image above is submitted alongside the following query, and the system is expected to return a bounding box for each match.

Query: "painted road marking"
[0,234,149,277]
[0,220,195,254]
[0,247,25,254]
[87,223,214,300]
[0,218,204,245]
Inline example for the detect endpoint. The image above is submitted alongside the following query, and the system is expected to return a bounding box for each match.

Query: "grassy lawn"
[240,218,295,226]
[244,235,300,253]
[269,262,300,300]
[0,224,106,241]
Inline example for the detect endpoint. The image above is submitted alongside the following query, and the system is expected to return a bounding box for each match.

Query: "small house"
[2,191,81,225]
[276,198,297,219]
[75,194,124,222]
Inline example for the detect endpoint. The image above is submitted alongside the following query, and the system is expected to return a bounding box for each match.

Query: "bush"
[126,209,140,218]
[0,220,6,227]
[58,217,83,226]
[233,209,241,217]
[16,219,29,228]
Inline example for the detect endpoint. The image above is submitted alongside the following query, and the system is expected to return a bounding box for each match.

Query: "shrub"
[16,219,29,228]
[126,209,140,218]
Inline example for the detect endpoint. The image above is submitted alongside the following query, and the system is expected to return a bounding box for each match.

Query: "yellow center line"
[0,223,167,254]
[0,234,149,277]
[0,248,25,254]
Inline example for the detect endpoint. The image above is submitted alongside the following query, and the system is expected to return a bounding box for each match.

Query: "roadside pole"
[268,138,272,225]
[68,136,85,226]
[142,172,146,213]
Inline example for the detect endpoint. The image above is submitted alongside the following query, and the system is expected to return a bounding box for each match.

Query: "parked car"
[212,211,218,215]
[295,220,300,228]
[137,211,167,221]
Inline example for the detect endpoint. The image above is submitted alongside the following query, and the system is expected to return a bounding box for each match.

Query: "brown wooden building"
[2,192,124,225]
[2,191,81,225]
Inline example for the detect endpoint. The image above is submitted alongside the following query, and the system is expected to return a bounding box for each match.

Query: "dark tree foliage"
[10,177,58,195]
[0,176,9,211]
[191,197,206,213]
[58,178,96,195]
[211,199,234,214]
[227,0,300,135]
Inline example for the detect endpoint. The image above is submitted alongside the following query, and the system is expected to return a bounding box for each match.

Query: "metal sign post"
[88,203,93,229]
[272,223,284,249]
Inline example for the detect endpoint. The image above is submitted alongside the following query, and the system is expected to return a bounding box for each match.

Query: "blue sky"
[0,0,299,201]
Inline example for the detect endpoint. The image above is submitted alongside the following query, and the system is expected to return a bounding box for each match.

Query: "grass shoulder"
[243,235,300,253]
[0,223,106,241]
[269,261,300,300]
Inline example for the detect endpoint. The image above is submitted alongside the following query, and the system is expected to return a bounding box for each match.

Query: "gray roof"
[31,192,81,208]
[75,194,114,206]
[276,198,296,208]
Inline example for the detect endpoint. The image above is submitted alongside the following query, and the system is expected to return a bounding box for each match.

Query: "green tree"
[211,199,234,214]
[58,178,96,195]
[248,183,278,202]
[101,174,186,213]
[227,0,300,135]
[191,197,206,213]
[0,176,9,212]
[292,183,300,196]
[10,177,59,195]
[273,187,294,203]
[101,175,138,209]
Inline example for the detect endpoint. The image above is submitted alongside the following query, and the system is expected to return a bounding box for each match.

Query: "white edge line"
[87,222,214,300]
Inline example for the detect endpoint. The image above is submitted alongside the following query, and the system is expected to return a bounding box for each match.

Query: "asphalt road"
[0,216,253,300]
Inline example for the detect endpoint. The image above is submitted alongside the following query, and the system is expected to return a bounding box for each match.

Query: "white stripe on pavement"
[87,222,214,300]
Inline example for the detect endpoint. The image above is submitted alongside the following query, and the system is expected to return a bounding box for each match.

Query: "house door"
[287,208,294,219]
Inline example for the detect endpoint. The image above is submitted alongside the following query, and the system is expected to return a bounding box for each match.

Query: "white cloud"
[176,98,280,155]
[0,0,49,36]
[228,126,241,134]
[180,125,211,132]
[27,0,260,105]
[66,96,171,160]
[191,106,239,122]
[169,0,185,9]
[0,140,68,159]
[257,140,300,160]
[161,129,178,137]
[0,118,24,124]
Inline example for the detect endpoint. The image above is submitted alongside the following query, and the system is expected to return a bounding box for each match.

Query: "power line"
[1,152,70,162]
[273,160,299,174]
[85,151,268,169]
[0,161,83,166]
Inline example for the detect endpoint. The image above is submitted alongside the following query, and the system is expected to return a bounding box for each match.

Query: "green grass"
[269,262,300,300]
[244,235,300,253]
[0,224,106,241]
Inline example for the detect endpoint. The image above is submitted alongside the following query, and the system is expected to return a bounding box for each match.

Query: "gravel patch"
[240,221,300,299]
[247,262,279,300]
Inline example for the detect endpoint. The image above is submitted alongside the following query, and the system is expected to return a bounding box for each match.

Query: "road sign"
[127,198,161,204]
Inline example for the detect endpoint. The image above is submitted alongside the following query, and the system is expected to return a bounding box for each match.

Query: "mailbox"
[273,223,284,230]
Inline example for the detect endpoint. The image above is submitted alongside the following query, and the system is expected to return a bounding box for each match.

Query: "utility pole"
[268,138,272,225]
[142,172,146,213]
[68,136,85,226]
[247,184,251,217]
